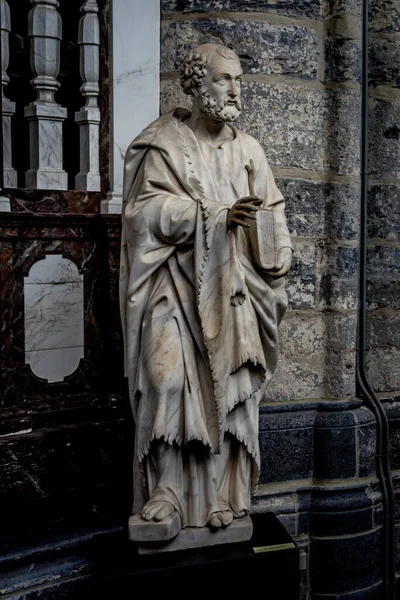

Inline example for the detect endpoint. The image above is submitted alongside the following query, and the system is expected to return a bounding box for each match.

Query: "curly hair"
[180,44,240,96]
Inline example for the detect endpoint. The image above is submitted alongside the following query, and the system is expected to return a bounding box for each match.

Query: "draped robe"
[120,109,292,527]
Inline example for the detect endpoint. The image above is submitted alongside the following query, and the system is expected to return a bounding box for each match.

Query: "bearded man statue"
[120,43,293,544]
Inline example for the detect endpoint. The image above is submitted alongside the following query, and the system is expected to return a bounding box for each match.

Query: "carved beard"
[199,88,242,123]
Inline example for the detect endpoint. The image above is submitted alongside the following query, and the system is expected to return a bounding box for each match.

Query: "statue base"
[136,515,253,555]
[129,512,182,543]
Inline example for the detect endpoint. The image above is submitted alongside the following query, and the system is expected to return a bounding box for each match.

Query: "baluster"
[1,0,17,190]
[75,0,100,191]
[24,0,67,190]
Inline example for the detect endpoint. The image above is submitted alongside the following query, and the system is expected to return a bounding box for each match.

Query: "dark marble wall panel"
[104,221,126,396]
[0,213,131,545]
[9,190,101,214]
[0,214,124,418]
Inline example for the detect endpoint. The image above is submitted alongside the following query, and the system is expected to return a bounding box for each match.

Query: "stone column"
[24,0,67,190]
[101,0,160,214]
[75,0,101,191]
[1,0,17,203]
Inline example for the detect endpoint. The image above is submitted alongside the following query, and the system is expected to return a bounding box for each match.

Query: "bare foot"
[141,500,175,522]
[207,510,234,530]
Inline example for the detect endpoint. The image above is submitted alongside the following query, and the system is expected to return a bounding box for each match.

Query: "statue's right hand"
[227,196,263,230]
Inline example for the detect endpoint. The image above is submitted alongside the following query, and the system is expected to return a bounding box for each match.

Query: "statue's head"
[180,43,243,123]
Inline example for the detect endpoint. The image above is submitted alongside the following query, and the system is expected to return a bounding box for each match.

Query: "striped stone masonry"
[160,1,399,597]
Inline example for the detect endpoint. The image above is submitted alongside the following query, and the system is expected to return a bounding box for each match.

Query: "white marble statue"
[120,44,292,545]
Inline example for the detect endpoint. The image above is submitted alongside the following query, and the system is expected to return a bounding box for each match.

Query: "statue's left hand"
[265,247,293,278]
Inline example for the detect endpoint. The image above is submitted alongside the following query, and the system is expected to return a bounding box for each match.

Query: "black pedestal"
[93,513,300,597]
[1,513,299,598]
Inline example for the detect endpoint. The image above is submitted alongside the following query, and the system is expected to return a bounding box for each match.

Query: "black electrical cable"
[356,0,396,597]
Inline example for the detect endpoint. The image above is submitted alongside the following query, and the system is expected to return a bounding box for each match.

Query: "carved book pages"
[249,209,276,270]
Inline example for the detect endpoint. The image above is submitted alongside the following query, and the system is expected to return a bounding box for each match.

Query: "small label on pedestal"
[253,542,295,554]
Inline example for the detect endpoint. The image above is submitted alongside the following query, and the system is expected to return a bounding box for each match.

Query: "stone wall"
[160,0,361,403]
[366,0,400,584]
[160,0,399,597]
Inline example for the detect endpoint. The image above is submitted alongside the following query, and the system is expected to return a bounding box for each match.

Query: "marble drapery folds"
[120,109,291,527]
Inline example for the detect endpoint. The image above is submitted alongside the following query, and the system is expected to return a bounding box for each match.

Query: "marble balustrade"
[1,0,106,194]
[75,0,101,191]
[25,0,68,190]
[1,0,16,211]
[1,0,161,200]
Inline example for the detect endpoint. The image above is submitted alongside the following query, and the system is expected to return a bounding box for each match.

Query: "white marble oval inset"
[24,255,84,383]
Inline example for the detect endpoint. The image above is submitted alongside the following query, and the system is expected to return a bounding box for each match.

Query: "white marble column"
[1,0,17,203]
[75,0,101,191]
[101,0,160,214]
[24,0,67,190]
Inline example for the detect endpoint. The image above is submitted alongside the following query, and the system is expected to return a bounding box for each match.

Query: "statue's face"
[198,54,243,123]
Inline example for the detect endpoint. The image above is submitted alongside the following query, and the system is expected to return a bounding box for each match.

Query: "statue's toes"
[153,503,174,522]
[141,503,160,521]
[207,513,222,530]
[219,510,233,527]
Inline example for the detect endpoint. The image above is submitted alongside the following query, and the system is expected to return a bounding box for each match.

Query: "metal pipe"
[356,0,396,597]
